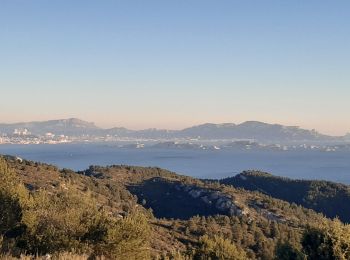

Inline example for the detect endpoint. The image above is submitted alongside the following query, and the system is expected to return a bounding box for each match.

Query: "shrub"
[275,242,305,260]
[302,219,350,260]
[92,211,151,259]
[194,235,247,260]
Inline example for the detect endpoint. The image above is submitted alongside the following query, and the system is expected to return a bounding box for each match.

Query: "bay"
[0,143,350,184]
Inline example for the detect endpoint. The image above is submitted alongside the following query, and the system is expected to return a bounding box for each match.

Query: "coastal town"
[1,128,349,153]
[0,128,135,144]
[0,128,76,144]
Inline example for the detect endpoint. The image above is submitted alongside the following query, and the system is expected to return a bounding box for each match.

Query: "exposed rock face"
[249,201,286,223]
[128,177,249,219]
[175,183,248,217]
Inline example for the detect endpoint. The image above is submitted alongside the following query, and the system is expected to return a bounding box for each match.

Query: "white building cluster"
[13,128,31,136]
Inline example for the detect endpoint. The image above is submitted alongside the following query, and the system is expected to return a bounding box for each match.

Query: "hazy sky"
[1,1,349,135]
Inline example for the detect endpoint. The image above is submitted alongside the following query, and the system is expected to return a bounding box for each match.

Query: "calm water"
[1,143,350,184]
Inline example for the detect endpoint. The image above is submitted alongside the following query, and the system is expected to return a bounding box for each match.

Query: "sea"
[0,143,350,184]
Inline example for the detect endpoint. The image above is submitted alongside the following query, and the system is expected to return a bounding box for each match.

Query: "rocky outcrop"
[175,183,248,217]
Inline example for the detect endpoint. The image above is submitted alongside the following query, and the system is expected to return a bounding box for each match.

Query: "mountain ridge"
[221,171,350,223]
[0,118,346,142]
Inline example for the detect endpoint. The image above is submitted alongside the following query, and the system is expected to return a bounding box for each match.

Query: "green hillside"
[1,156,350,259]
[221,171,350,223]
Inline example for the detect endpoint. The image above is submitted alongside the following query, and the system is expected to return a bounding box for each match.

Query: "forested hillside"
[221,171,350,223]
[1,156,350,259]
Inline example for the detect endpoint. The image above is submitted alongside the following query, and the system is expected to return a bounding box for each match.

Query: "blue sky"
[0,1,349,135]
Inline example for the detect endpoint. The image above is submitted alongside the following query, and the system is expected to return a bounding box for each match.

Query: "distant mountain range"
[0,118,348,143]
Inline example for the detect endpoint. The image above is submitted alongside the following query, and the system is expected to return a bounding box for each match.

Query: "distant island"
[0,118,349,145]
